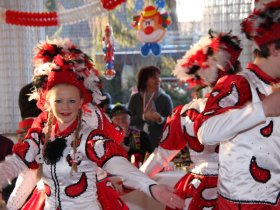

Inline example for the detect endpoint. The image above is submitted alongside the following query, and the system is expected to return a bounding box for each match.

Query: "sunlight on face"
[47,84,84,130]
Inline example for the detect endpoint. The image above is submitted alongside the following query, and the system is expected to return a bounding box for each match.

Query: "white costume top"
[196,63,280,205]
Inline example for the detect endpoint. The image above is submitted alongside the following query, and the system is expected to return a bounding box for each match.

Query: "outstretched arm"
[103,156,185,209]
[197,101,265,144]
[140,147,179,177]
[86,131,185,209]
[0,155,28,192]
[196,83,280,145]
[194,75,266,145]
[0,129,41,194]
[7,169,38,210]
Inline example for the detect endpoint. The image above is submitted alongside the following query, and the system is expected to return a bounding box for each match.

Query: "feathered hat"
[241,0,280,47]
[173,31,242,88]
[30,38,104,110]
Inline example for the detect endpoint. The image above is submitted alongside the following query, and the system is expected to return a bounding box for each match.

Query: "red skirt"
[218,194,280,210]
[21,188,45,210]
[21,178,128,210]
[97,177,129,210]
[166,173,218,210]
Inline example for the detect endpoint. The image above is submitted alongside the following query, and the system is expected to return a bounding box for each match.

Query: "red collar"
[246,63,280,84]
[54,119,78,137]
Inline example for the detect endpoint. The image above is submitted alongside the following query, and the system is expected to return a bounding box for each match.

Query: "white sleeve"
[198,101,266,145]
[103,156,157,198]
[7,169,38,210]
[140,147,179,178]
[0,154,28,191]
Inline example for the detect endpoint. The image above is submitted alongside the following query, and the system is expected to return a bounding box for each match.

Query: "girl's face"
[47,84,84,130]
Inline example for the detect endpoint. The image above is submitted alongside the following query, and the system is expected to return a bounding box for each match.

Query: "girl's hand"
[150,184,185,209]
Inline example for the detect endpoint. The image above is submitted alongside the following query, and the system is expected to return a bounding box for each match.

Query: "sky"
[176,0,204,22]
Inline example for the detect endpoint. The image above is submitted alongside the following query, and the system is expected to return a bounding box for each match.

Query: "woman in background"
[128,66,173,149]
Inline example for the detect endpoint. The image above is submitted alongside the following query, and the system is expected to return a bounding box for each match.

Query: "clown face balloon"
[137,6,166,43]
[132,5,171,56]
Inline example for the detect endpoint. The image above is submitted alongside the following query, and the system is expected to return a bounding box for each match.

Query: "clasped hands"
[144,110,163,124]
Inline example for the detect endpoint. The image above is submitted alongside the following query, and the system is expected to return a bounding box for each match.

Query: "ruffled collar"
[54,119,78,138]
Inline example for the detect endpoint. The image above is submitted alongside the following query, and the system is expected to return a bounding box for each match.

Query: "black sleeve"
[128,94,144,126]
[140,131,154,154]
[161,94,173,118]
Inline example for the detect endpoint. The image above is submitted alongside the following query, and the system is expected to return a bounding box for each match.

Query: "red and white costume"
[141,98,219,210]
[141,31,242,210]
[195,64,280,208]
[7,105,129,210]
[0,104,157,210]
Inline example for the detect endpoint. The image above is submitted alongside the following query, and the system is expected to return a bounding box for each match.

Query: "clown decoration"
[132,4,171,56]
[102,25,116,80]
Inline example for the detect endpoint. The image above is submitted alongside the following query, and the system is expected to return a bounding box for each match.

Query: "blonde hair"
[38,110,54,179]
[71,109,82,173]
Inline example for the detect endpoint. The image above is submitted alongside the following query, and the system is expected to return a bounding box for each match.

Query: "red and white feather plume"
[173,31,242,88]
[241,0,280,46]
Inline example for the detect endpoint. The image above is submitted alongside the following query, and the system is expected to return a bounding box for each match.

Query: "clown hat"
[141,5,159,18]
[241,0,280,47]
[30,38,104,111]
[173,31,242,88]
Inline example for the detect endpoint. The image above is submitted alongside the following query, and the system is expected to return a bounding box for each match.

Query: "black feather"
[43,137,67,165]
[189,65,200,74]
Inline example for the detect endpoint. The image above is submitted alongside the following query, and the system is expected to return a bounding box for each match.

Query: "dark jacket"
[128,89,173,149]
